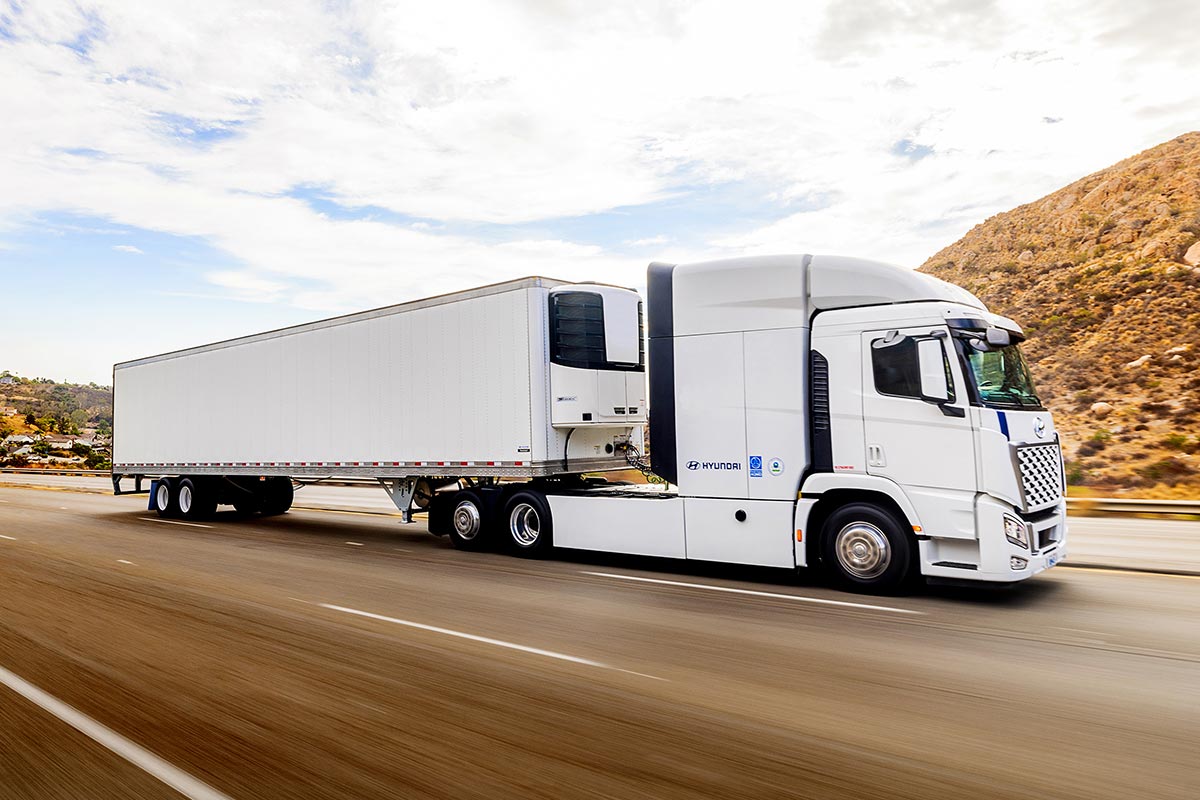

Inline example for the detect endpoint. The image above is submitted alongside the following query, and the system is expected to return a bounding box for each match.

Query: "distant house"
[0,376,14,385]
[46,438,76,451]
[1,406,17,416]
[4,434,34,445]
[12,445,32,456]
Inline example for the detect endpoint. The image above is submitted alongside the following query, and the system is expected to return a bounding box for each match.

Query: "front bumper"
[920,495,1068,582]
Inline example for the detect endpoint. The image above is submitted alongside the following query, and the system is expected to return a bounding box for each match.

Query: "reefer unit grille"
[1016,442,1063,511]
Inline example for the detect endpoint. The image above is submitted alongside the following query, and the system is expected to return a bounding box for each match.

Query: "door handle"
[867,445,886,467]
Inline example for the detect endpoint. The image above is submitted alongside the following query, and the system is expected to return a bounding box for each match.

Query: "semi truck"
[112,254,1067,592]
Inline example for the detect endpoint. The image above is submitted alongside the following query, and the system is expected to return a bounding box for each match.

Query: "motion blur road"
[1,483,1198,799]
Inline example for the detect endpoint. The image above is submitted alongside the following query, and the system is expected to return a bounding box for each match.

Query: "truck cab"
[647,254,1066,590]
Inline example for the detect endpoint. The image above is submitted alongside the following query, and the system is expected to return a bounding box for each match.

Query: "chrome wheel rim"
[835,522,891,579]
[509,503,540,547]
[453,501,482,540]
[179,485,192,514]
[156,483,170,511]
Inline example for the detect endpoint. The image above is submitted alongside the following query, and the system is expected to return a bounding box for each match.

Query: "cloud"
[112,244,143,254]
[0,0,1197,331]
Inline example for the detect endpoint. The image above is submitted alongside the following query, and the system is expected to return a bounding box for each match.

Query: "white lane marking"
[344,541,364,546]
[393,547,413,553]
[583,572,923,615]
[139,517,213,529]
[0,534,16,540]
[60,506,68,510]
[117,559,136,566]
[314,602,665,681]
[0,665,231,800]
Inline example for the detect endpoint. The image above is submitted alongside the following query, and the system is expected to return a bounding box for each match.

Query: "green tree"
[84,451,111,470]
[70,408,90,430]
[31,440,51,456]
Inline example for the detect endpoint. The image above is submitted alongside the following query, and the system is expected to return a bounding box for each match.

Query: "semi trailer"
[113,254,1067,591]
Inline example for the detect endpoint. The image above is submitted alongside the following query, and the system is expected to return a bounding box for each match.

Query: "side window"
[871,336,955,401]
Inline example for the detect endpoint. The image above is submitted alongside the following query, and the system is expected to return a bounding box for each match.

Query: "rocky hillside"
[921,132,1200,495]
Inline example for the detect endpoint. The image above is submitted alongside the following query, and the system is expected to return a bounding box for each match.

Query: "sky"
[1,0,1197,385]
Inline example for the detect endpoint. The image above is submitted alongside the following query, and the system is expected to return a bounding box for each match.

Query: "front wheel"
[820,503,913,593]
[504,490,553,557]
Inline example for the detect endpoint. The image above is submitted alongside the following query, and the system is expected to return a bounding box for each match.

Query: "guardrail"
[1065,497,1200,518]
[4,468,1200,517]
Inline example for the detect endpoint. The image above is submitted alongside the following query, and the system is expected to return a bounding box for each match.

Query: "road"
[0,484,1198,799]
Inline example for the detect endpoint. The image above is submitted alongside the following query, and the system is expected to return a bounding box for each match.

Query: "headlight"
[1004,515,1030,549]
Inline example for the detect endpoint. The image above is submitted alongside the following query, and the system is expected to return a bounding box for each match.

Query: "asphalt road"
[0,484,1197,799]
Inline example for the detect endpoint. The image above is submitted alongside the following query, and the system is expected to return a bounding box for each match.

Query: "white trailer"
[114,255,1068,592]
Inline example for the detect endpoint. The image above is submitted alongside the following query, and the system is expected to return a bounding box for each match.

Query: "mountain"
[921,133,1200,495]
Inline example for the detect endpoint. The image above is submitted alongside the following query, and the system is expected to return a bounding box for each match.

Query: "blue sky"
[1,0,1196,384]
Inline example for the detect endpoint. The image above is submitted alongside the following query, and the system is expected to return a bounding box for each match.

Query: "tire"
[447,490,489,551]
[153,478,179,518]
[177,477,217,521]
[820,502,913,593]
[503,490,553,557]
[260,477,294,516]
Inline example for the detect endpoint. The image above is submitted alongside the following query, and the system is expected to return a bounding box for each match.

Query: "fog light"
[1010,556,1028,570]
[1004,515,1030,549]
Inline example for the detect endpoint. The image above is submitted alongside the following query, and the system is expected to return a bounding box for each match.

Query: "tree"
[25,412,35,425]
[31,441,51,456]
[84,451,110,470]
[70,408,90,430]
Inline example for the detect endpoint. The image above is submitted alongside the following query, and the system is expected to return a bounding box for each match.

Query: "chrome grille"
[1016,443,1063,510]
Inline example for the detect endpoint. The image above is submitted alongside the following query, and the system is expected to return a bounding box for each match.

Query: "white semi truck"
[113,255,1067,591]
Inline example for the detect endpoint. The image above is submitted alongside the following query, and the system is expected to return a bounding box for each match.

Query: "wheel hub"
[453,502,482,540]
[509,503,540,547]
[835,522,891,579]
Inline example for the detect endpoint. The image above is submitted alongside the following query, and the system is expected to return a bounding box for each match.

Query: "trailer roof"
[115,275,571,370]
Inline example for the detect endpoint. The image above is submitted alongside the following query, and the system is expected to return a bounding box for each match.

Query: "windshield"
[960,342,1044,409]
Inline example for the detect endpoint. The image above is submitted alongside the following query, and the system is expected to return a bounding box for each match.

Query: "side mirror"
[986,328,1011,348]
[917,338,950,402]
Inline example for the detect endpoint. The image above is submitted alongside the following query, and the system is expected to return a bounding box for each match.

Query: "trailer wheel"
[504,490,553,557]
[820,503,912,594]
[178,477,217,521]
[447,490,488,551]
[260,478,294,516]
[153,478,179,518]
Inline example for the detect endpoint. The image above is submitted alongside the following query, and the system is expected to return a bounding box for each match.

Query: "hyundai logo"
[1034,417,1046,439]
[686,460,700,470]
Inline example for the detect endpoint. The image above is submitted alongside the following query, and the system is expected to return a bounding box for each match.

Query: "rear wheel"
[504,490,553,557]
[177,477,217,521]
[260,477,294,516]
[447,490,489,550]
[820,502,913,593]
[153,478,179,518]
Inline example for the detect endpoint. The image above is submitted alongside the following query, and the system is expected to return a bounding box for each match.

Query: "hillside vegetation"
[921,132,1200,495]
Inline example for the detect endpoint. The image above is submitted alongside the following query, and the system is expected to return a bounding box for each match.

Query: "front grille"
[1016,443,1064,511]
